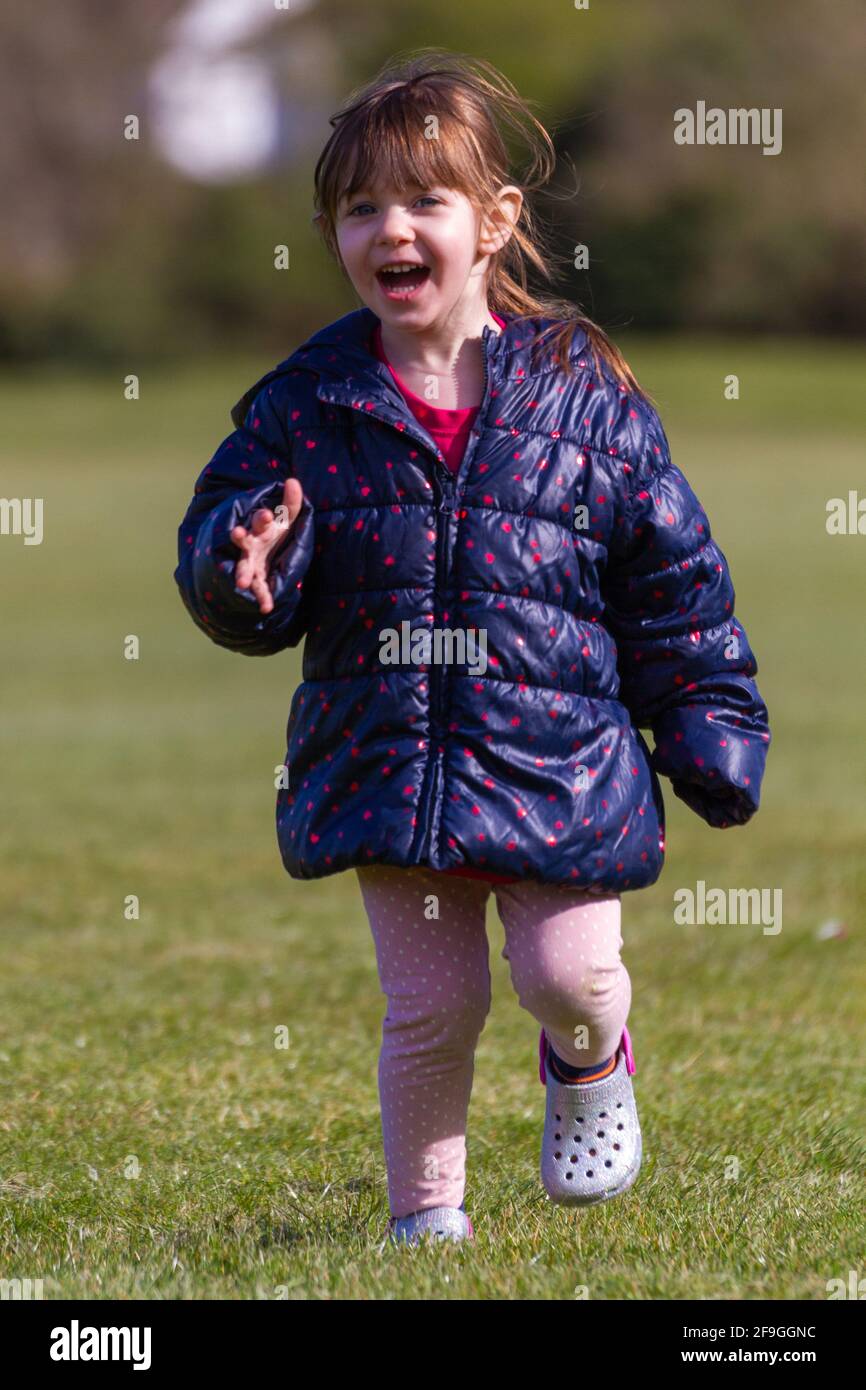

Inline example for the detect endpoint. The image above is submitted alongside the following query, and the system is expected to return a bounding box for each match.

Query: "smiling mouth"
[375,265,431,297]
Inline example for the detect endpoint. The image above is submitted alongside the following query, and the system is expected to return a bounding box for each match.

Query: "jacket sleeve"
[601,407,771,828]
[173,380,315,657]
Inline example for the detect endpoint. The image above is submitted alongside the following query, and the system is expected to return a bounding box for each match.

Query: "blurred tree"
[0,0,863,362]
[551,0,866,333]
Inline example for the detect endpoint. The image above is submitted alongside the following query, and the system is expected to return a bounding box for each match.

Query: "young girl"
[174,51,770,1248]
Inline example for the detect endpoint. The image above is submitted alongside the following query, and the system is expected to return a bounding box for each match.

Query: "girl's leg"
[493,882,630,1068]
[355,864,493,1219]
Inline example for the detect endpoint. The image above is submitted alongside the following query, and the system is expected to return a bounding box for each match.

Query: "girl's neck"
[375,308,504,411]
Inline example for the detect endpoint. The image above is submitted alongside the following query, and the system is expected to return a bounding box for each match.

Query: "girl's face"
[334,178,514,329]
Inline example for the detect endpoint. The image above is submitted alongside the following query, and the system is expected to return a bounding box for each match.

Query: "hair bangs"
[326,99,482,222]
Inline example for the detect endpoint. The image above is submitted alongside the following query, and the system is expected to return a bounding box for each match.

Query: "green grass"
[0,335,864,1298]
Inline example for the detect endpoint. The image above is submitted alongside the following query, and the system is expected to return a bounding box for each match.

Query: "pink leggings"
[355,865,631,1218]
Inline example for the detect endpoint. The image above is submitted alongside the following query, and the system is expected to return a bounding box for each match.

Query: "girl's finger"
[282,477,303,528]
[237,540,267,589]
[250,568,274,614]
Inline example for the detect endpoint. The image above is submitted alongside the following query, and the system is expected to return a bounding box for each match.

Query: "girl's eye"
[346,195,441,217]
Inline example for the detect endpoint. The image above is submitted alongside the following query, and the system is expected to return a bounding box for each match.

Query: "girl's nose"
[377,207,414,242]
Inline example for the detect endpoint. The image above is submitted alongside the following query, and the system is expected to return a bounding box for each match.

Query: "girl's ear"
[477,186,523,257]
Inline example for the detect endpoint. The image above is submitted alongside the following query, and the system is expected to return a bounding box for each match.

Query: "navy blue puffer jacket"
[174,307,770,891]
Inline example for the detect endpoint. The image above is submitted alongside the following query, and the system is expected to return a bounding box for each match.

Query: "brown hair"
[311,47,652,403]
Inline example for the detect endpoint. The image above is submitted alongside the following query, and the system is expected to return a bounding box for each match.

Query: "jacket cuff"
[650,704,769,828]
[192,484,315,639]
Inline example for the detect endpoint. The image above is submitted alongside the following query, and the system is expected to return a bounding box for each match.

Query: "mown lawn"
[0,335,863,1298]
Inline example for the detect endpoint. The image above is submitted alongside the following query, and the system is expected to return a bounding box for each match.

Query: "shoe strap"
[621,1024,636,1075]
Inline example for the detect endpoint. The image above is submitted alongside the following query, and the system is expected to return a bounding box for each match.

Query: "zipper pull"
[439,492,454,515]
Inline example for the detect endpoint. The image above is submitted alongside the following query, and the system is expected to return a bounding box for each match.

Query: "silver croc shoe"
[387,1206,475,1247]
[539,1025,642,1206]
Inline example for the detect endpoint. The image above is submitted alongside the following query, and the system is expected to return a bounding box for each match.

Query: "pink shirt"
[371,312,517,887]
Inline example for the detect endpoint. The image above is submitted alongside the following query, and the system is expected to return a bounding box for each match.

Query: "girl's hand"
[230,476,305,615]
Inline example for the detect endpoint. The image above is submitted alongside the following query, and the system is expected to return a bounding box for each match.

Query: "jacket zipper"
[415,325,498,862]
[316,325,500,864]
[429,325,496,738]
